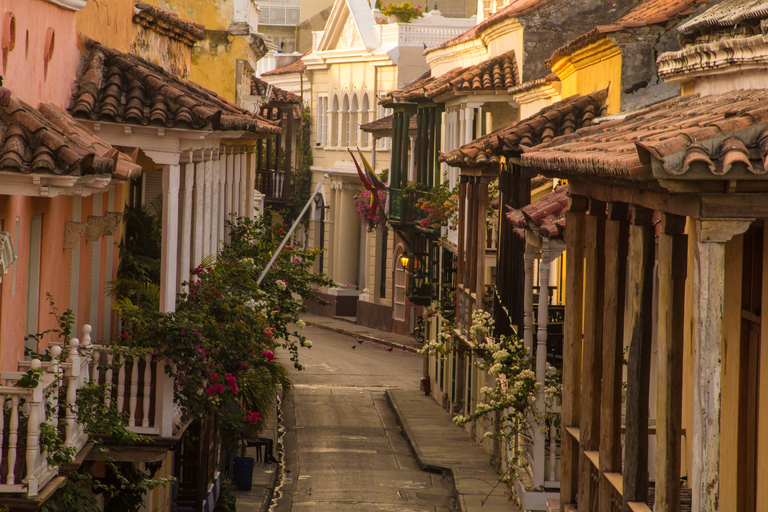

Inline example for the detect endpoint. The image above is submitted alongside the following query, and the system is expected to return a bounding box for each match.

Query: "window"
[350,94,358,147]
[316,95,328,146]
[377,101,392,150]
[361,94,370,147]
[259,0,301,27]
[330,94,339,147]
[341,94,350,147]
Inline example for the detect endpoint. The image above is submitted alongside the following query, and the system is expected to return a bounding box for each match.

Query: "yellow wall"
[191,35,249,102]
[157,0,230,31]
[550,38,622,115]
[76,0,135,52]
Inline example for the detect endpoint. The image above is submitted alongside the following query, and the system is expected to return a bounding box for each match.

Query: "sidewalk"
[300,313,520,512]
[387,389,520,512]
[233,396,280,512]
[301,313,422,353]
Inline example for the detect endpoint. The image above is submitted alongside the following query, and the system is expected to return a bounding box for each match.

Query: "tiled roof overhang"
[381,50,520,105]
[506,184,568,240]
[71,39,280,137]
[261,50,310,76]
[359,114,417,136]
[133,1,205,44]
[678,0,768,36]
[0,88,141,194]
[250,76,301,104]
[545,0,706,67]
[440,89,608,168]
[521,89,768,192]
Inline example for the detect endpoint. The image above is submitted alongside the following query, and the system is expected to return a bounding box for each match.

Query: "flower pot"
[232,456,255,491]
[388,14,400,23]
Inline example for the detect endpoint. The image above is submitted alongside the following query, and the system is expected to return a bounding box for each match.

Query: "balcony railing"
[0,324,177,499]
[389,188,427,226]
[379,24,470,48]
[255,170,286,203]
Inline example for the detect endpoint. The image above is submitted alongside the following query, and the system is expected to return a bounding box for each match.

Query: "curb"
[384,390,465,512]
[303,320,420,354]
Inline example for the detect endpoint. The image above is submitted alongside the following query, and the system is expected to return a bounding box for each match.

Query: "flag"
[349,148,386,219]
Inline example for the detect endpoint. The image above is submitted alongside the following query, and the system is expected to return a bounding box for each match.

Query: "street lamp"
[413,268,425,291]
[400,253,409,269]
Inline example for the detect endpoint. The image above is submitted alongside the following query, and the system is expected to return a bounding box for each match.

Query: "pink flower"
[262,351,276,363]
[210,373,219,382]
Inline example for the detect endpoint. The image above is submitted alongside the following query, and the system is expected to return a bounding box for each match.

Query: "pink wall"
[1,0,81,107]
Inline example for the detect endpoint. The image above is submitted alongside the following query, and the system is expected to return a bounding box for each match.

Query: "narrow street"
[275,325,456,512]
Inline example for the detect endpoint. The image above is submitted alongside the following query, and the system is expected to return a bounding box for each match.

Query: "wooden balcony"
[389,188,429,230]
[255,169,287,205]
[0,324,179,501]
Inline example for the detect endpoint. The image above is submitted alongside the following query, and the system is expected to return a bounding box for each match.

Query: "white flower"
[276,280,287,291]
[493,349,510,362]
[301,340,313,348]
[488,363,503,376]
[241,257,255,267]
[296,319,306,329]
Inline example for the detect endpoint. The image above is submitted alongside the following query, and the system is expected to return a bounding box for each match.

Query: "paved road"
[275,325,456,512]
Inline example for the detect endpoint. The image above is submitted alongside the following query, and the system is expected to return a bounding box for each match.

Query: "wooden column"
[178,159,195,290]
[561,195,587,508]
[391,112,402,189]
[655,213,687,512]
[457,177,467,321]
[534,239,554,487]
[578,198,606,512]
[692,219,750,512]
[599,202,629,511]
[622,206,655,512]
[476,178,489,304]
[192,153,205,268]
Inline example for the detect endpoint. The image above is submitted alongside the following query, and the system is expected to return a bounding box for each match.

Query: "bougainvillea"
[115,214,336,451]
[354,189,388,232]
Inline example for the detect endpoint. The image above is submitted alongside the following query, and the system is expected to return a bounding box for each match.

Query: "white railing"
[233,0,260,33]
[0,324,177,498]
[379,24,469,48]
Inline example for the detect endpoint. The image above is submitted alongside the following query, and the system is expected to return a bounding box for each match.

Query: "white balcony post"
[65,337,81,449]
[7,394,19,484]
[523,247,536,352]
[24,359,42,497]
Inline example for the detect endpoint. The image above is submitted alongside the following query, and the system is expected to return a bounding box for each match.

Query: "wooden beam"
[599,202,629,512]
[655,213,687,512]
[622,206,655,512]
[568,180,700,219]
[561,195,587,510]
[578,198,606,512]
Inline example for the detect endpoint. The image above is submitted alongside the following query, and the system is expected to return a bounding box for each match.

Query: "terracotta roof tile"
[440,89,608,168]
[71,39,280,135]
[261,50,310,77]
[425,49,519,99]
[424,0,556,55]
[250,76,301,104]
[505,184,568,240]
[0,91,140,179]
[133,1,204,43]
[522,89,768,184]
[360,114,418,135]
[379,70,435,105]
[545,0,702,67]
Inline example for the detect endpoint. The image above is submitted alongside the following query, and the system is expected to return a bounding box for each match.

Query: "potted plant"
[381,2,423,23]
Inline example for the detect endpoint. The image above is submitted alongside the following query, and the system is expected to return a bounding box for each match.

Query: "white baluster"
[129,356,139,427]
[81,324,92,347]
[25,359,42,496]
[7,394,19,484]
[80,324,92,385]
[105,351,114,407]
[116,355,126,417]
[65,339,81,449]
[49,345,62,431]
[142,354,152,427]
[91,348,101,385]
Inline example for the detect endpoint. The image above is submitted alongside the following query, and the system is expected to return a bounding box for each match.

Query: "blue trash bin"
[232,456,255,491]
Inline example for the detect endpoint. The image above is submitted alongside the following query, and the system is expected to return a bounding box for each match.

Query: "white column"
[178,159,194,290]
[523,246,536,352]
[218,155,226,251]
[245,147,255,219]
[239,148,248,217]
[192,154,205,268]
[225,147,234,242]
[211,151,221,253]
[533,239,553,488]
[408,136,416,182]
[233,149,243,217]
[203,151,214,258]
[160,164,181,313]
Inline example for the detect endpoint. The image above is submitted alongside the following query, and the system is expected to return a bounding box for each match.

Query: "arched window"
[361,94,370,148]
[341,94,350,146]
[350,94,359,147]
[330,94,339,147]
